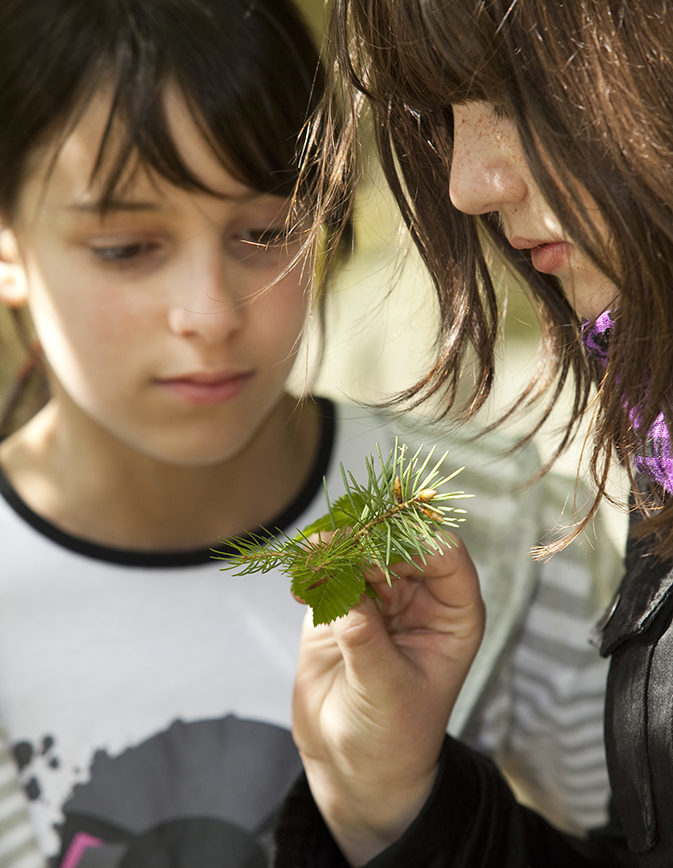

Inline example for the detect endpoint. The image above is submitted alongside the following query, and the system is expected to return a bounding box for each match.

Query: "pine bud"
[417,489,437,502]
[394,476,403,503]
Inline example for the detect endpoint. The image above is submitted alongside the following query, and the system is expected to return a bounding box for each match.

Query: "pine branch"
[213,439,471,625]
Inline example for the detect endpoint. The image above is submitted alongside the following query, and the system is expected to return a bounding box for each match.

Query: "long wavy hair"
[300,0,673,553]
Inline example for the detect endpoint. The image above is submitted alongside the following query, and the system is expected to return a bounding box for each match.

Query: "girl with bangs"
[275,1,673,866]
[0,0,340,864]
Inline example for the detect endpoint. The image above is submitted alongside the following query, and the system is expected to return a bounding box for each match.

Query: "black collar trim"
[0,396,336,568]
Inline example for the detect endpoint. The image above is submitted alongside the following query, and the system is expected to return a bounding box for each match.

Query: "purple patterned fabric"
[580,311,673,493]
[580,310,614,363]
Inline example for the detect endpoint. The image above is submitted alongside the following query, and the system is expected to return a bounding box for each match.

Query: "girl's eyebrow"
[64,189,276,214]
[64,199,167,214]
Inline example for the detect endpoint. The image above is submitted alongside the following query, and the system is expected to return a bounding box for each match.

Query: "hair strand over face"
[301,0,673,554]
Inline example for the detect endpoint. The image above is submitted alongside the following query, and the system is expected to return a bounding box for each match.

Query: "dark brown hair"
[0,0,326,214]
[304,0,673,552]
[0,0,340,434]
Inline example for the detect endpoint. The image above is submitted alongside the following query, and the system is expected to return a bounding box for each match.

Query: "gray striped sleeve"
[0,725,44,868]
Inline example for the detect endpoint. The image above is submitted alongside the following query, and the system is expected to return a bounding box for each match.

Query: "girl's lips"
[157,372,253,406]
[530,241,571,274]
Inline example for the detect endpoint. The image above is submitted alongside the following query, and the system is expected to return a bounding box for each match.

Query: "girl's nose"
[167,255,244,343]
[449,102,528,216]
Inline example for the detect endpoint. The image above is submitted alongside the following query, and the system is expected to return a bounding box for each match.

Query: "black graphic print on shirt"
[13,734,61,802]
[47,715,301,867]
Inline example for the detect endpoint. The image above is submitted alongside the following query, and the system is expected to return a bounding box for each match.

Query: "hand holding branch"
[292,536,484,865]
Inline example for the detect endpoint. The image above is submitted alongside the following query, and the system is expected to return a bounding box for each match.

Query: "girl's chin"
[559,275,618,321]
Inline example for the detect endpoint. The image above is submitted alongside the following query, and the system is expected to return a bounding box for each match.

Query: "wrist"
[302,754,438,866]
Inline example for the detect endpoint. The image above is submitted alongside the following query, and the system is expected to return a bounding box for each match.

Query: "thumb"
[327,594,403,694]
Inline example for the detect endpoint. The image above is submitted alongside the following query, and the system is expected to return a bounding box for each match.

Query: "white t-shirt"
[0,399,619,865]
[0,399,387,864]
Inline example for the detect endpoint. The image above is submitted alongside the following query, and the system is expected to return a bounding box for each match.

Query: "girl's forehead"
[20,86,256,215]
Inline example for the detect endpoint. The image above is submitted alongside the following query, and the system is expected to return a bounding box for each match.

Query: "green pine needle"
[213,440,470,625]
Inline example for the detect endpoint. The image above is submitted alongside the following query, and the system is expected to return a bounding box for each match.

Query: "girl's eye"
[489,103,508,121]
[90,241,157,265]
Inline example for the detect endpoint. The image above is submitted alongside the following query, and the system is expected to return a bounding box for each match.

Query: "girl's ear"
[0,228,27,308]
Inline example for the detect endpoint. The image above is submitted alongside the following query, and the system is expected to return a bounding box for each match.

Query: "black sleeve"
[273,736,636,868]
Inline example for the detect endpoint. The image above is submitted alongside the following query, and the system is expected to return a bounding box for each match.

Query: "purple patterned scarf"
[580,311,673,493]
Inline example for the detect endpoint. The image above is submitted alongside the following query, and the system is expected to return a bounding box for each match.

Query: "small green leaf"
[291,561,367,626]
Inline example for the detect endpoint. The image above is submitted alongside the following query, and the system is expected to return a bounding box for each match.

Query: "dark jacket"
[273,511,673,867]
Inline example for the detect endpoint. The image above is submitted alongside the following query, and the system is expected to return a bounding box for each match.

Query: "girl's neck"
[0,393,322,551]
